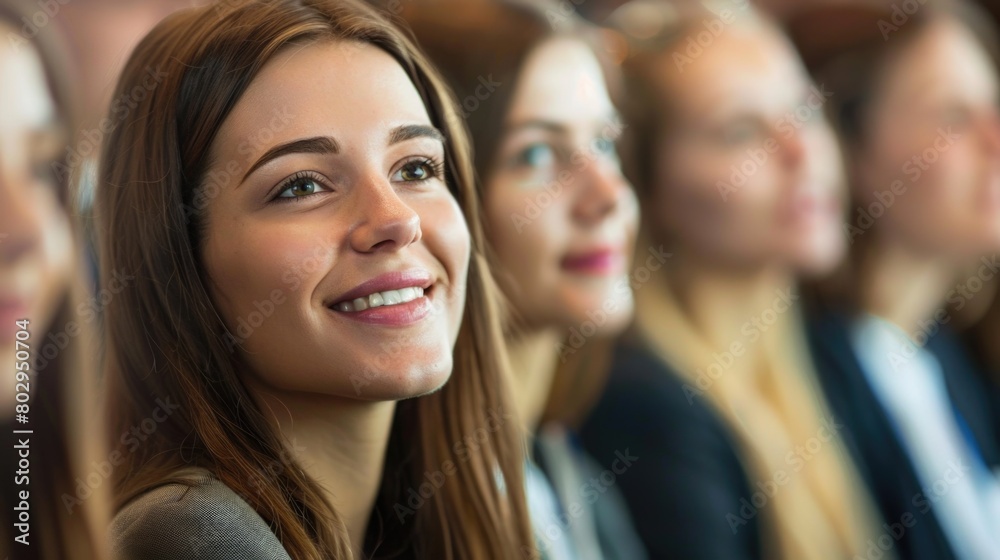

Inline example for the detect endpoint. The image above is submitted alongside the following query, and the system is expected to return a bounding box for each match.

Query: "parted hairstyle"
[398,0,624,426]
[397,0,621,191]
[95,0,532,558]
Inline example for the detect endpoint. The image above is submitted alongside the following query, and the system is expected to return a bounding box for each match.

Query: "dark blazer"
[805,304,1000,560]
[110,470,291,560]
[578,336,765,560]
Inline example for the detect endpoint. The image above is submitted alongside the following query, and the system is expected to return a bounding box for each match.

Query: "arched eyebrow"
[241,136,339,184]
[388,124,445,145]
[239,125,445,185]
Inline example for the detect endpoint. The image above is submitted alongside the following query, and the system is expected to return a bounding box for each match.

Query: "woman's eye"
[592,137,619,160]
[515,143,556,169]
[719,122,761,145]
[940,106,971,127]
[393,160,437,182]
[277,176,324,198]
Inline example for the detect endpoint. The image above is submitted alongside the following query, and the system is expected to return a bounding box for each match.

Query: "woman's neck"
[251,386,396,558]
[505,326,562,437]
[659,253,796,355]
[858,240,956,334]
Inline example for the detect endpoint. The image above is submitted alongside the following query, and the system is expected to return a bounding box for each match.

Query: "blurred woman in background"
[401,1,646,558]
[96,0,532,557]
[0,1,108,558]
[577,2,886,558]
[789,2,1000,558]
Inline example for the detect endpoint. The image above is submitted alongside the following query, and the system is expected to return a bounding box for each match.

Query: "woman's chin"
[344,358,455,402]
[560,296,635,340]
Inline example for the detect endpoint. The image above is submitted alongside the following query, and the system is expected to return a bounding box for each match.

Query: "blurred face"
[0,25,73,381]
[485,37,638,333]
[855,18,1000,262]
[202,41,471,401]
[650,21,846,275]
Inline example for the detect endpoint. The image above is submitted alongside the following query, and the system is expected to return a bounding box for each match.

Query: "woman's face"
[0,25,73,375]
[201,41,471,401]
[855,17,1000,263]
[485,38,638,333]
[650,22,846,275]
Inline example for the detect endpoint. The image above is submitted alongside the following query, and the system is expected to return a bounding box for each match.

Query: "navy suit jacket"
[579,336,765,560]
[805,303,1000,560]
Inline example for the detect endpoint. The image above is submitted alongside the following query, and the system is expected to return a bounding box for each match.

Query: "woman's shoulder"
[583,335,746,461]
[110,468,292,560]
[598,335,722,420]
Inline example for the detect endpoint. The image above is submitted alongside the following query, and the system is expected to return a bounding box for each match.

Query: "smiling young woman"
[96,1,531,558]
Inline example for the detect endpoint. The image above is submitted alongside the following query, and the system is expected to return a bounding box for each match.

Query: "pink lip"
[783,194,837,223]
[561,246,625,276]
[328,269,435,327]
[331,269,433,305]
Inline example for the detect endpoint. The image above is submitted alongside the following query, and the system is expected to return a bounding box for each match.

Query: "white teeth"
[333,286,427,312]
[383,289,402,305]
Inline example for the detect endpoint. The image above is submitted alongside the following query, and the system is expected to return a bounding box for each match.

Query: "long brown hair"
[601,4,887,558]
[398,0,620,195]
[95,0,531,558]
[787,0,1000,315]
[0,2,108,559]
[398,0,624,427]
